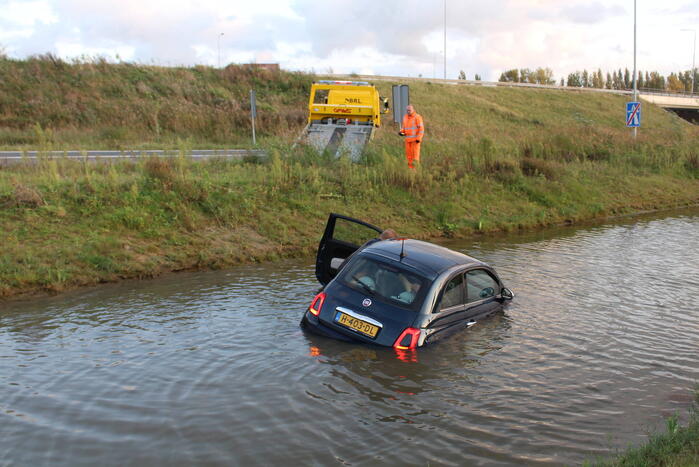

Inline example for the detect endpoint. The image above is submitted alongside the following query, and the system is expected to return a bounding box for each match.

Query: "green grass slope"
[0,55,309,149]
[1,57,698,297]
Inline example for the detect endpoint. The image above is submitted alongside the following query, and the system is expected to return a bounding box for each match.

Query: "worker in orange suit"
[399,105,425,169]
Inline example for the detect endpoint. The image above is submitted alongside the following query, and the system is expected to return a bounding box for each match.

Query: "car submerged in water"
[300,214,514,349]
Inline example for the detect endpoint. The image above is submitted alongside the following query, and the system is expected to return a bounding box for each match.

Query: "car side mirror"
[500,288,514,301]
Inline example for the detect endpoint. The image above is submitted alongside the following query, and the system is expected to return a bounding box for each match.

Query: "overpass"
[638,91,699,123]
[640,92,699,109]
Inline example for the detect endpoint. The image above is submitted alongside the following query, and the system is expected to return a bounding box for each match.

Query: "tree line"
[497,67,698,93]
[458,70,482,81]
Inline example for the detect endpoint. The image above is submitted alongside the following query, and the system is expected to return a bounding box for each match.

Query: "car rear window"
[339,256,427,310]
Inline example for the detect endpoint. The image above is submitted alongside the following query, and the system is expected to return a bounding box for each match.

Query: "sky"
[0,0,697,82]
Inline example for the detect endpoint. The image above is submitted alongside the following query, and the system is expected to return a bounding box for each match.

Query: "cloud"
[290,0,507,59]
[1,0,304,64]
[285,0,634,79]
[654,1,699,17]
[560,3,625,24]
[0,0,58,26]
[0,0,57,52]
[0,0,694,80]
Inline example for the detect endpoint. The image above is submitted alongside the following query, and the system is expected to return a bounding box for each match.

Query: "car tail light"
[309,292,326,317]
[394,327,420,350]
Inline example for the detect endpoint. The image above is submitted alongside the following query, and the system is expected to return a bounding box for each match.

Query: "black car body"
[300,214,514,349]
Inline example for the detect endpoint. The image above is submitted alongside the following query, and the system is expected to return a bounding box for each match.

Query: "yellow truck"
[302,80,389,160]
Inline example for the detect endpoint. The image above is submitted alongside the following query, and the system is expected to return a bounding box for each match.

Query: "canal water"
[2,208,698,466]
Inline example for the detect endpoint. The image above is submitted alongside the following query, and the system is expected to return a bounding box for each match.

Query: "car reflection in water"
[309,342,418,363]
[302,310,512,405]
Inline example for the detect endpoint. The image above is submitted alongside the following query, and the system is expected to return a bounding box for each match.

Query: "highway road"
[0,149,267,165]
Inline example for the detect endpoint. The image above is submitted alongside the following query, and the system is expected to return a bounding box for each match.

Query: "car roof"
[360,239,484,278]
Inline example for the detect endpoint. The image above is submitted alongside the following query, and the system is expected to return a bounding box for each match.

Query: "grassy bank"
[0,55,309,149]
[1,57,699,298]
[592,391,699,466]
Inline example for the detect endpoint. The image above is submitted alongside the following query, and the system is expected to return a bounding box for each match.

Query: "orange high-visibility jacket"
[401,113,425,143]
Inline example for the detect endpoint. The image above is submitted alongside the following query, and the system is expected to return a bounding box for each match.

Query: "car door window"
[316,214,382,286]
[438,274,464,311]
[466,269,499,302]
[333,217,381,247]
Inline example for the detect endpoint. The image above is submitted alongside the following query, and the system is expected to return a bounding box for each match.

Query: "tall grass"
[1,56,698,154]
[2,132,698,297]
[0,55,309,149]
[1,57,699,296]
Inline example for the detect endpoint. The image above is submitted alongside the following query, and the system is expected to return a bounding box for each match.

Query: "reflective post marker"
[250,89,257,146]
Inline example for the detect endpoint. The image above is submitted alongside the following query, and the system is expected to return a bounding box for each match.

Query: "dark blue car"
[301,214,514,349]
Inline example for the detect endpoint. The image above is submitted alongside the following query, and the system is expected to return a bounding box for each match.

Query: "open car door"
[315,213,383,286]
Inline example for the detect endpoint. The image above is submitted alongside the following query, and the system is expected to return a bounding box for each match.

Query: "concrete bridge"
[639,92,699,109]
[638,91,699,123]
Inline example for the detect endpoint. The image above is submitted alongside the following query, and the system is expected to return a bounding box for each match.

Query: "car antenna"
[399,238,407,260]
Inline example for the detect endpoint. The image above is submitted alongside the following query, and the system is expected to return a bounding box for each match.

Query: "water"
[2,208,698,466]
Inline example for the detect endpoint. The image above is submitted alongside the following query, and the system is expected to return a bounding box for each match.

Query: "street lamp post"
[632,0,637,139]
[218,32,224,68]
[443,0,446,80]
[681,29,696,94]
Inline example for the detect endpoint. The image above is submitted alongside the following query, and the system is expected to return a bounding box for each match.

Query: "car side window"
[333,218,380,247]
[466,269,499,303]
[438,274,464,311]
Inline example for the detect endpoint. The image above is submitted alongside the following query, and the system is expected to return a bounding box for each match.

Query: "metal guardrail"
[636,87,699,98]
[0,149,267,165]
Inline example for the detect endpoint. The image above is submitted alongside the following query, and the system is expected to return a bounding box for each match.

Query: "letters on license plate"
[336,312,379,338]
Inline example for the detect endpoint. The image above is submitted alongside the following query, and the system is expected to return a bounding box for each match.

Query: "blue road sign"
[626,101,641,127]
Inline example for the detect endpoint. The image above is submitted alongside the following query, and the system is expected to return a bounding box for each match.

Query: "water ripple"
[1,210,698,466]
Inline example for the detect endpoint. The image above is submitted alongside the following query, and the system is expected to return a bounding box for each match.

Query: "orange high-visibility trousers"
[405,141,421,169]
